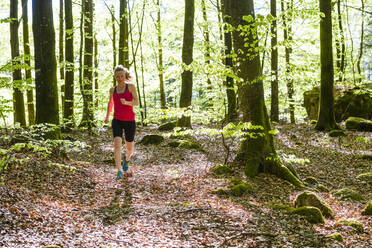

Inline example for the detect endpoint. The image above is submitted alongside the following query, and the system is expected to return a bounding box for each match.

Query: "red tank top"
[113,84,135,121]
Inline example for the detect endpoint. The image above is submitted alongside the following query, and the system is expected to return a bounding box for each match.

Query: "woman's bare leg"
[114,137,123,172]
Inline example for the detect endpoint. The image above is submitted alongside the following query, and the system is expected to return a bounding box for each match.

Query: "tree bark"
[64,0,74,126]
[222,0,237,123]
[10,0,26,126]
[356,0,364,83]
[21,0,35,125]
[119,0,129,68]
[80,0,94,128]
[231,0,302,187]
[177,0,195,128]
[315,0,338,131]
[336,0,345,83]
[32,0,60,125]
[111,5,117,86]
[59,0,65,112]
[270,0,279,122]
[156,0,166,109]
[201,0,212,99]
[94,34,98,108]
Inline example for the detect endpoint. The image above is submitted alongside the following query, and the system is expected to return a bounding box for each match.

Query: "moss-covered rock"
[211,187,229,196]
[213,164,233,175]
[304,177,319,186]
[267,201,295,212]
[353,154,372,161]
[291,206,325,224]
[168,140,181,147]
[303,87,320,120]
[345,117,372,132]
[317,184,330,193]
[334,188,364,201]
[230,182,254,197]
[140,134,164,145]
[178,140,203,151]
[361,201,372,216]
[337,219,364,233]
[158,121,177,131]
[294,191,334,218]
[356,172,372,184]
[329,130,346,137]
[326,232,343,242]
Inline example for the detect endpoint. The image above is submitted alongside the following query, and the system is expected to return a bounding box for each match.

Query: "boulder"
[361,201,372,216]
[178,140,203,151]
[345,117,372,131]
[291,206,325,224]
[337,219,364,233]
[334,188,364,201]
[303,87,320,120]
[326,232,343,242]
[294,191,334,218]
[140,134,164,145]
[158,121,177,131]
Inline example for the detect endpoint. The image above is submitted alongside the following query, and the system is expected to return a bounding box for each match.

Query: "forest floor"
[0,122,371,248]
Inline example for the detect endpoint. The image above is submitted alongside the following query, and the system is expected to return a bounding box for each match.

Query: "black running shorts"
[112,119,136,142]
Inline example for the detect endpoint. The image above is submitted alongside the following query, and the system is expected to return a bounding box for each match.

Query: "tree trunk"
[119,0,129,68]
[59,0,65,113]
[336,0,345,83]
[315,0,337,131]
[111,5,117,86]
[281,0,295,124]
[270,0,279,122]
[80,0,94,128]
[64,0,74,126]
[177,0,195,128]
[32,0,60,125]
[222,0,237,123]
[356,0,364,83]
[201,0,212,99]
[10,0,26,126]
[79,1,84,107]
[156,0,166,109]
[94,34,98,108]
[21,0,35,125]
[231,0,302,187]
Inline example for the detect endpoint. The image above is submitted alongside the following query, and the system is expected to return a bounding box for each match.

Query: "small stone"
[178,140,203,151]
[140,134,164,145]
[158,121,177,131]
[326,232,343,242]
[361,201,372,216]
[294,191,334,218]
[230,182,254,197]
[291,206,325,224]
[334,188,364,201]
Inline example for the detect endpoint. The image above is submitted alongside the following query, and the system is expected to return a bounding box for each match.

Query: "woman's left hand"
[120,98,127,105]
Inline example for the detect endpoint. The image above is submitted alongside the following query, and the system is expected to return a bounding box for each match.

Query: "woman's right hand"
[105,117,109,124]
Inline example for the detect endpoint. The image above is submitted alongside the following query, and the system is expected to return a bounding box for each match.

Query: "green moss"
[228,177,243,186]
[158,121,177,131]
[140,134,164,145]
[326,232,343,242]
[353,154,372,161]
[356,172,372,184]
[168,141,181,147]
[304,177,319,185]
[294,191,334,218]
[317,184,330,193]
[329,130,346,137]
[244,158,260,178]
[334,188,364,201]
[337,219,364,233]
[178,140,203,151]
[213,164,233,175]
[266,201,295,212]
[310,120,317,125]
[291,206,325,224]
[345,117,372,131]
[361,201,372,216]
[211,187,229,196]
[230,182,254,197]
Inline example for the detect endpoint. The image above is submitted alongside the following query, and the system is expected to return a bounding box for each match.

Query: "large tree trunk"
[222,0,237,123]
[80,0,94,128]
[201,0,212,100]
[231,0,302,187]
[156,0,166,109]
[356,0,365,83]
[59,0,65,113]
[21,0,35,125]
[32,0,60,125]
[281,0,295,124]
[315,0,337,131]
[119,0,129,68]
[177,0,195,128]
[270,0,279,122]
[64,0,74,126]
[10,0,26,126]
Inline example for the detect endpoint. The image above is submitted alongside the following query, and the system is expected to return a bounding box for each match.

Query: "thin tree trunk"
[21,0,35,125]
[64,0,74,126]
[177,0,195,128]
[140,33,147,119]
[222,0,237,123]
[231,0,302,187]
[270,0,279,122]
[80,0,94,128]
[156,0,166,109]
[336,0,345,82]
[10,0,26,126]
[345,0,356,85]
[216,0,224,43]
[315,0,338,131]
[79,1,84,105]
[201,0,212,99]
[356,0,364,83]
[94,34,98,108]
[119,0,129,68]
[32,0,60,125]
[59,0,65,113]
[112,5,117,86]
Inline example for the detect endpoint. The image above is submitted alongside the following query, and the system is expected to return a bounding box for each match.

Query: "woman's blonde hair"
[114,65,132,81]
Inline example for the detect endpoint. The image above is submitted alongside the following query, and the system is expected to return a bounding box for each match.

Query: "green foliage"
[48,162,76,173]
